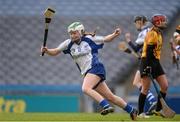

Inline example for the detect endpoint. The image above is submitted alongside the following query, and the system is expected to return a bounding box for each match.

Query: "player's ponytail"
[83,31,96,37]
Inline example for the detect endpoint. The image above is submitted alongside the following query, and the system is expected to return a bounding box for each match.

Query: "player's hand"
[114,28,121,36]
[41,46,48,54]
[125,32,131,43]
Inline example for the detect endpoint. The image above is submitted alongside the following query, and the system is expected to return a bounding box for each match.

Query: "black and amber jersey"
[141,27,163,60]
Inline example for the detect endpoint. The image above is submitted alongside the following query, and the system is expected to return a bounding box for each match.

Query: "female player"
[170,25,180,69]
[124,15,156,116]
[138,14,169,117]
[41,22,137,120]
[171,25,180,55]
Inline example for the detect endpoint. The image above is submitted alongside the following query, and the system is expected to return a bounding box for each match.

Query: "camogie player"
[124,15,156,116]
[170,25,180,59]
[138,14,169,117]
[41,22,138,120]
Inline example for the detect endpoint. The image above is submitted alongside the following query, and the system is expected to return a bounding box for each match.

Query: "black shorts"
[140,58,165,79]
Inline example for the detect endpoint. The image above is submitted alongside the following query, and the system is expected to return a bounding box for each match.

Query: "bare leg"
[95,82,127,108]
[95,82,138,120]
[82,73,104,103]
[156,74,168,93]
[141,76,151,94]
[133,70,142,88]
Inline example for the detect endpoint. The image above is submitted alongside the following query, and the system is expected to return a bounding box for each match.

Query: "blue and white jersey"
[128,25,150,54]
[175,45,180,60]
[57,35,105,75]
[135,27,150,45]
[176,45,180,51]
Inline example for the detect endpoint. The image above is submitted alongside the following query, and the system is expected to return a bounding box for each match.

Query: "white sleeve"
[135,29,149,45]
[135,33,145,45]
[86,35,105,45]
[57,39,71,51]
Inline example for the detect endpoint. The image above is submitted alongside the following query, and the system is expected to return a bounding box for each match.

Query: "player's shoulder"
[85,35,93,38]
[64,38,71,43]
[147,28,158,37]
[139,28,150,36]
[83,35,100,41]
[61,39,72,46]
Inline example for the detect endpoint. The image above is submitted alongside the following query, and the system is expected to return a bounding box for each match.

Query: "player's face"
[69,30,81,43]
[158,21,167,30]
[134,20,143,31]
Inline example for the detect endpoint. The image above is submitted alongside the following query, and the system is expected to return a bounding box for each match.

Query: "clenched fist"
[41,46,48,54]
[114,28,121,36]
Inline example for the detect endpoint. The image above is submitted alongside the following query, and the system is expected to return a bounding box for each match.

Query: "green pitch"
[0,113,180,122]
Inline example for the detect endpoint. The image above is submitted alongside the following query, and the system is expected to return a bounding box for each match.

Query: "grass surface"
[0,113,180,121]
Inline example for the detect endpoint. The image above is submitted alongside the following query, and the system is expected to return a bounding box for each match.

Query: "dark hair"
[134,15,147,23]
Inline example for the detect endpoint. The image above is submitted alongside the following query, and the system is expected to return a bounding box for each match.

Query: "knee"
[82,86,91,94]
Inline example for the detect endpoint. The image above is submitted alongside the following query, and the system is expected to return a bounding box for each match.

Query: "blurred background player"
[138,14,169,118]
[41,22,138,120]
[124,15,156,115]
[170,25,180,69]
[173,25,180,55]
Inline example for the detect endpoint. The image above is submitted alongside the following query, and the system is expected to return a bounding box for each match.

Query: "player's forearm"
[104,29,120,42]
[128,41,142,52]
[45,48,61,56]
[104,33,119,42]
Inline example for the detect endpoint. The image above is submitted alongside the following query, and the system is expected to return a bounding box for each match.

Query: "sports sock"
[146,90,156,104]
[99,99,110,109]
[123,104,134,114]
[138,92,147,114]
[138,86,156,112]
[156,91,166,111]
[144,90,156,112]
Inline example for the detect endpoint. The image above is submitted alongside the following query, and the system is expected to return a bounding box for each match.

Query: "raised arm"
[125,32,143,52]
[104,28,121,42]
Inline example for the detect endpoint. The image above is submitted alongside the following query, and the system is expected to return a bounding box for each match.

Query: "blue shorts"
[85,63,106,81]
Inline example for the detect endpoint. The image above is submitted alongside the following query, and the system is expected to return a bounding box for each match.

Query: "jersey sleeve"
[86,35,105,45]
[135,29,148,45]
[57,39,71,52]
